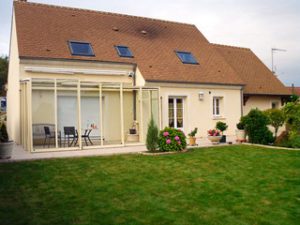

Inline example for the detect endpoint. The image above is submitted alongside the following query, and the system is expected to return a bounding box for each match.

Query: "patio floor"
[0,136,237,162]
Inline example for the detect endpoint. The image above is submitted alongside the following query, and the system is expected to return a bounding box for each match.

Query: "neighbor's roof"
[212,44,290,95]
[13,1,244,86]
[287,87,300,96]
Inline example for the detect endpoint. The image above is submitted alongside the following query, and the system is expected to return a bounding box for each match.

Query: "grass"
[0,145,300,225]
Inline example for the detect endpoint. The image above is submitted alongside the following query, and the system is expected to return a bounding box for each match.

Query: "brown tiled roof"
[14,1,244,86]
[212,44,290,95]
[287,87,300,96]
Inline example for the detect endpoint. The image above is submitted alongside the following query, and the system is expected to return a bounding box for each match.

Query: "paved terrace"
[0,136,237,162]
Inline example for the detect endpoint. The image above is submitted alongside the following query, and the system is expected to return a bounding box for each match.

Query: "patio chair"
[63,126,78,147]
[44,126,61,148]
[82,129,93,146]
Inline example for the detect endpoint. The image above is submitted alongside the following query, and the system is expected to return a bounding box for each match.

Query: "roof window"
[115,45,133,58]
[175,51,198,64]
[69,41,95,56]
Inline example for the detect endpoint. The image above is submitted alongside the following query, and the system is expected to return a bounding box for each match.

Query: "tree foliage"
[241,109,274,144]
[0,56,8,95]
[146,116,159,151]
[264,109,285,138]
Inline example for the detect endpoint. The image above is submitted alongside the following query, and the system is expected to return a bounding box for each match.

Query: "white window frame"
[168,97,184,129]
[213,97,222,117]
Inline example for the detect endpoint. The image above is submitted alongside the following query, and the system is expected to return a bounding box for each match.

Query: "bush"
[288,131,300,148]
[264,109,285,138]
[236,121,245,130]
[0,123,9,142]
[216,121,228,133]
[158,127,186,151]
[241,109,274,144]
[146,117,159,151]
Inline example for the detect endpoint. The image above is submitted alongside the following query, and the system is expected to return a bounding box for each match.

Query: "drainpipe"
[132,64,137,121]
[240,87,244,117]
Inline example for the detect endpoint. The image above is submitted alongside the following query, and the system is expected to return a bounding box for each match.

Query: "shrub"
[158,127,186,151]
[264,109,285,138]
[236,121,245,130]
[241,109,274,144]
[146,117,159,151]
[188,128,198,137]
[288,131,300,148]
[283,101,300,132]
[216,122,228,133]
[0,123,9,142]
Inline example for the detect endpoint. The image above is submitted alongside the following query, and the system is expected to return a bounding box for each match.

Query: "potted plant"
[0,123,13,159]
[207,129,222,144]
[216,121,228,143]
[236,121,246,142]
[188,127,198,146]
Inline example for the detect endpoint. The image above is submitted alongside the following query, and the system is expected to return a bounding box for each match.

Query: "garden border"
[242,142,300,151]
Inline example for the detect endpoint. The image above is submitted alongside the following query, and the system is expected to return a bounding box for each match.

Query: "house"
[287,86,300,96]
[7,0,290,152]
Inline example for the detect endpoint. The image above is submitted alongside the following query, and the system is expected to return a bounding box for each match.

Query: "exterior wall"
[7,12,21,143]
[243,96,282,115]
[243,95,285,135]
[149,82,243,137]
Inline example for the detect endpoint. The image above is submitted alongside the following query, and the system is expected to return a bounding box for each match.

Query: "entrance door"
[168,97,184,129]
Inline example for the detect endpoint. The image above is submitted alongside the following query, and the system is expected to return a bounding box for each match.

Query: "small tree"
[216,121,228,134]
[264,109,285,139]
[146,116,159,151]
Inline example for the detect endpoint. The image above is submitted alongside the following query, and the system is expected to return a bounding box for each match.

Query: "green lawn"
[0,145,300,225]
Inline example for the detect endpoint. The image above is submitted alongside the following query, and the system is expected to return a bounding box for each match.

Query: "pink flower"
[163,132,169,137]
[177,141,181,145]
[166,139,171,144]
[174,136,180,141]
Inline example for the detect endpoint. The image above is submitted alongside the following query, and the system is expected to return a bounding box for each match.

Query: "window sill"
[212,116,226,120]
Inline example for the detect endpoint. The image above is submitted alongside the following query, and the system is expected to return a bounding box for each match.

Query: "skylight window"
[176,51,198,64]
[115,46,133,58]
[69,41,94,56]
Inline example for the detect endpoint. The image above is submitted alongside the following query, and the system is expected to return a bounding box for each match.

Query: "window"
[213,97,222,116]
[168,97,184,129]
[272,102,279,109]
[175,51,198,64]
[69,41,94,56]
[115,46,133,57]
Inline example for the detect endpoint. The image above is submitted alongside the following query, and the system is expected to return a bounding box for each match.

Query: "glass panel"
[169,119,174,128]
[102,84,122,146]
[177,118,183,128]
[177,108,183,118]
[116,46,133,57]
[150,90,159,128]
[69,41,94,56]
[32,79,57,150]
[142,91,151,143]
[124,89,139,143]
[176,51,198,64]
[57,79,78,148]
[81,82,101,147]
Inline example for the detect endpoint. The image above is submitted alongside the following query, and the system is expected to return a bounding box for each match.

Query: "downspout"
[132,64,137,121]
[240,87,244,117]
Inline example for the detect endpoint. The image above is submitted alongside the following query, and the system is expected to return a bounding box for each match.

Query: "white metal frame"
[22,77,159,152]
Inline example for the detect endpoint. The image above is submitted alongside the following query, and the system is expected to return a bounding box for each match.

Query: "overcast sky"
[1,0,299,86]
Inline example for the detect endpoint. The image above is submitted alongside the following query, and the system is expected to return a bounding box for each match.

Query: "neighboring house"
[7,1,290,152]
[212,44,290,115]
[287,86,300,96]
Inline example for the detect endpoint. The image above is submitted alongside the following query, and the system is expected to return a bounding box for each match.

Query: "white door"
[168,97,184,129]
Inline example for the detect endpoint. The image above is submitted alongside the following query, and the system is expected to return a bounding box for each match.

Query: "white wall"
[154,83,242,137]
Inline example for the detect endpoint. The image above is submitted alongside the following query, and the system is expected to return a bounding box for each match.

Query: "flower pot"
[220,135,226,143]
[236,129,246,142]
[208,136,222,144]
[0,141,14,159]
[189,136,196,146]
